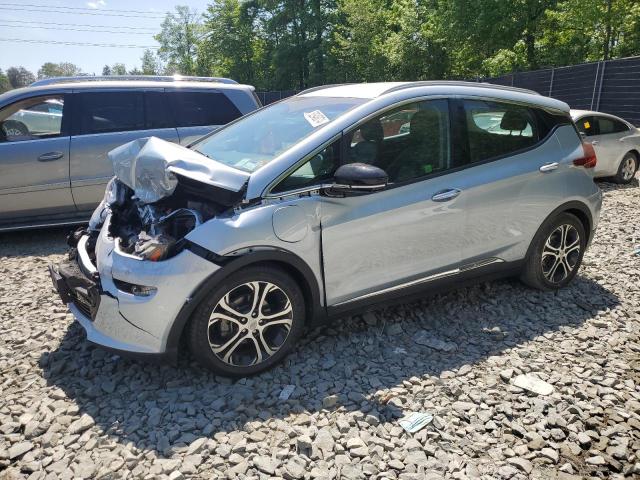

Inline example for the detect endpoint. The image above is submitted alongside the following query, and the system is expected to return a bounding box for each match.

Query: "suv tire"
[521,212,586,290]
[187,265,305,376]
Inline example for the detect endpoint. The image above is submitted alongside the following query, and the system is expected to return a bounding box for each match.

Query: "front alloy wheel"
[188,266,305,376]
[208,281,293,366]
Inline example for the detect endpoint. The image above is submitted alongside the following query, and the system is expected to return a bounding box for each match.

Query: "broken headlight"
[104,177,127,207]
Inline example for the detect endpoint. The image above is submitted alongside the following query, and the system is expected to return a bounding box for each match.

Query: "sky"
[0,0,209,76]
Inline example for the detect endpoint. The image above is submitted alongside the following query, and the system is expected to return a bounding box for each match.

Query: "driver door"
[319,99,467,306]
[0,93,75,223]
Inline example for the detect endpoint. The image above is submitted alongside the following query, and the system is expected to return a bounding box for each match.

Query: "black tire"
[187,265,305,377]
[614,152,638,184]
[520,212,586,291]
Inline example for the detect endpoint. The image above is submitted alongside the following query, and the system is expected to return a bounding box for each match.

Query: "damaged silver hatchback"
[51,81,602,376]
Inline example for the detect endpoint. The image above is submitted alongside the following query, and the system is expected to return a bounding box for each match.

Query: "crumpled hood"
[108,136,250,204]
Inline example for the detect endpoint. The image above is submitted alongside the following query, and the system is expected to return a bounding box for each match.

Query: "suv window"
[597,116,629,135]
[144,91,172,129]
[0,95,65,142]
[76,91,144,135]
[576,116,598,137]
[348,99,451,183]
[460,100,539,163]
[168,91,241,127]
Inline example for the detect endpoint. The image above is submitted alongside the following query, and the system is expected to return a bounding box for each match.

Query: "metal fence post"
[590,61,601,110]
[548,67,554,97]
[595,61,607,111]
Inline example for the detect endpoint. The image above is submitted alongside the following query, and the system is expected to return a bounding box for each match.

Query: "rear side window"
[576,116,598,137]
[458,99,539,163]
[76,92,144,135]
[597,116,629,135]
[168,91,241,128]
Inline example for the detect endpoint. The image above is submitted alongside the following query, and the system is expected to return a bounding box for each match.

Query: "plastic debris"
[633,246,640,256]
[512,374,554,396]
[398,412,434,433]
[278,384,296,400]
[393,347,407,354]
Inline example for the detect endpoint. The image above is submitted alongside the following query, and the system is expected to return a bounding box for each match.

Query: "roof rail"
[296,83,351,96]
[30,75,238,87]
[381,80,539,96]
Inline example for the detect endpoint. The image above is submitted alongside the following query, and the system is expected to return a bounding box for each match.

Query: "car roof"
[0,80,255,104]
[297,81,569,113]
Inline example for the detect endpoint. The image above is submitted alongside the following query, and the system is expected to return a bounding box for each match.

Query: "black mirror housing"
[332,163,388,193]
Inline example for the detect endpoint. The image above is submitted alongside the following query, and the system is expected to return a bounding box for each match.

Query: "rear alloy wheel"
[614,152,638,184]
[521,212,586,290]
[188,266,305,376]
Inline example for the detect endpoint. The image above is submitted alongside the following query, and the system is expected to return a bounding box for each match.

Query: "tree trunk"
[603,0,613,60]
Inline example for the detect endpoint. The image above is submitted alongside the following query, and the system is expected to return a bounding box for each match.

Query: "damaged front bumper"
[50,213,220,360]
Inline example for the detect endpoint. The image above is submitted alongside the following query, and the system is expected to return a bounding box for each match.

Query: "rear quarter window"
[597,116,629,134]
[168,91,241,128]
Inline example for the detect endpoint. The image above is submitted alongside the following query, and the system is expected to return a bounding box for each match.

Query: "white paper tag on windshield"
[304,110,330,127]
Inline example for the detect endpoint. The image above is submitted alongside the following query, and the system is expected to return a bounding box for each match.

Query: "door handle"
[431,188,461,202]
[539,162,559,172]
[38,152,63,162]
[590,140,599,145]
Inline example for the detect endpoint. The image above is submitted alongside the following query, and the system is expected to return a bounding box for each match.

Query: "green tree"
[0,69,11,93]
[37,62,83,79]
[198,0,264,85]
[141,49,160,75]
[102,65,111,76]
[111,63,127,75]
[155,6,203,75]
[6,66,35,88]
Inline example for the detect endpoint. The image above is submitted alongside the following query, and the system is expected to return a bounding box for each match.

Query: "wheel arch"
[625,149,639,163]
[524,200,593,262]
[164,246,325,359]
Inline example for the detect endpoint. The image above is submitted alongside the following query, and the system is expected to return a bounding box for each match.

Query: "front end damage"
[50,137,249,358]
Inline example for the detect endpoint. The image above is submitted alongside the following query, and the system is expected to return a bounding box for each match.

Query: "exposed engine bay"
[83,136,252,262]
[94,178,226,261]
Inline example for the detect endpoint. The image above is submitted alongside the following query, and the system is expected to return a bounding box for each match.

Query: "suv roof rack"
[30,75,238,87]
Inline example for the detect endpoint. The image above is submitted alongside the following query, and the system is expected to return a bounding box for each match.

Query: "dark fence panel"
[485,56,640,125]
[255,90,298,105]
[257,56,640,125]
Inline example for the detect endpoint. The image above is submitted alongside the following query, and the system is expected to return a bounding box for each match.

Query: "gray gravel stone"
[0,179,638,479]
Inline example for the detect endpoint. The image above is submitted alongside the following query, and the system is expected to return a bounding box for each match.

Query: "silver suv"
[51,81,602,376]
[0,76,260,231]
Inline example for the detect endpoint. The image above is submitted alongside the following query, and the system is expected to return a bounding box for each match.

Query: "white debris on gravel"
[512,374,555,396]
[1,179,639,479]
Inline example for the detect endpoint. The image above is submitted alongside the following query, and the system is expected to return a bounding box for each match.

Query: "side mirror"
[329,162,388,195]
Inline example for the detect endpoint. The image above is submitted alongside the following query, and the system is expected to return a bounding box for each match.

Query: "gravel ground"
[1,178,639,480]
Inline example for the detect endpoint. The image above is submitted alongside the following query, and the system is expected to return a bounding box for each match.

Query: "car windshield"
[192,96,366,173]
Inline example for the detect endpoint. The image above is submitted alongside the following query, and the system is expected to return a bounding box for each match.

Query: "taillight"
[573,142,597,168]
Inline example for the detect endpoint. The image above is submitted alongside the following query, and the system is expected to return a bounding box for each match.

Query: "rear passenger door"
[167,90,242,145]
[452,98,570,264]
[69,89,179,212]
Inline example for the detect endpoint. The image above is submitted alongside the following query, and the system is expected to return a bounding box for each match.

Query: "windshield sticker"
[304,110,330,128]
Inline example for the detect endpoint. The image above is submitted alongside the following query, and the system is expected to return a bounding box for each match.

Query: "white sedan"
[571,110,640,184]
